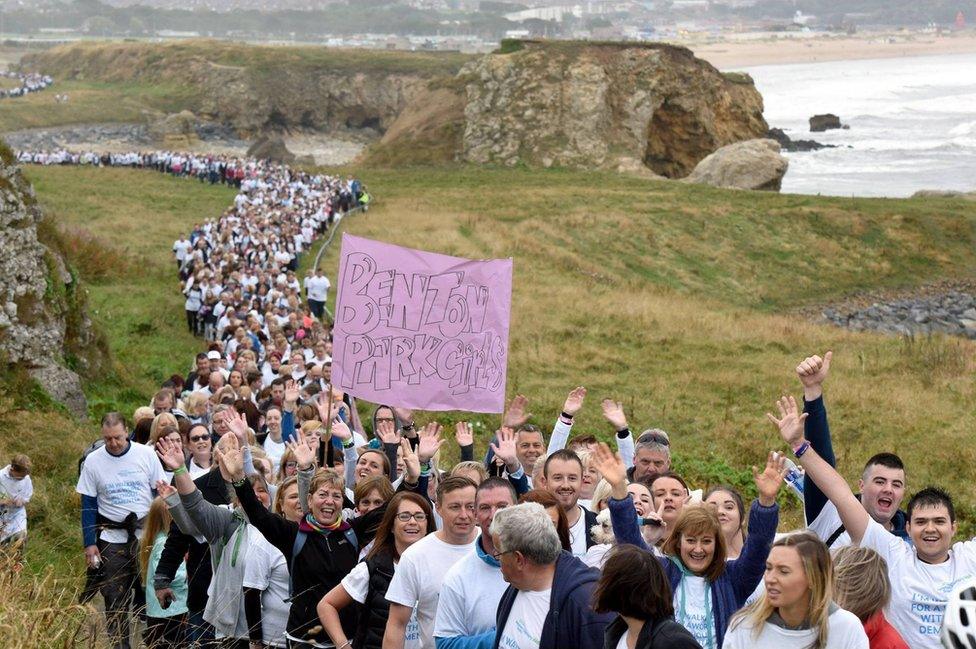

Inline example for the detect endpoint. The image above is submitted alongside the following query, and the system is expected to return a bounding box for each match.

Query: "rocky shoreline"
[815,283,976,339]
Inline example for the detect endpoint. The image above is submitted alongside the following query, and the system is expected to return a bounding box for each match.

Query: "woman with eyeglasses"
[317,491,436,649]
[185,424,213,480]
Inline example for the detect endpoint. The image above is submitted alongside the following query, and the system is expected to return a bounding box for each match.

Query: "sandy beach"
[682,31,976,69]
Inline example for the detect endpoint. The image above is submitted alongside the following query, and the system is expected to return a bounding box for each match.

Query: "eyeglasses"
[492,549,515,560]
[396,512,428,522]
[189,435,210,442]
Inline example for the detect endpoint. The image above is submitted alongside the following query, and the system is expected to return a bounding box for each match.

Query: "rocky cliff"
[372,40,769,176]
[21,40,472,137]
[0,145,97,416]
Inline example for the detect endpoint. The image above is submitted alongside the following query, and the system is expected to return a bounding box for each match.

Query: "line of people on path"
[0,70,53,98]
[57,342,976,649]
[17,147,370,344]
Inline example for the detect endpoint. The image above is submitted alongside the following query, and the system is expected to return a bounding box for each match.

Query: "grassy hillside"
[4,163,976,645]
[2,40,472,133]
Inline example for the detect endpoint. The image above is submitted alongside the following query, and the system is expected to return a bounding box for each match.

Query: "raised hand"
[287,430,315,470]
[454,421,474,448]
[226,410,250,445]
[283,379,301,407]
[215,434,245,482]
[400,438,421,483]
[766,396,808,448]
[503,394,532,429]
[392,407,414,428]
[796,351,833,400]
[331,419,353,443]
[155,479,177,499]
[315,395,332,423]
[155,437,187,472]
[376,419,400,445]
[601,399,628,431]
[417,422,446,464]
[642,500,669,545]
[489,427,519,472]
[563,387,587,417]
[754,451,789,507]
[590,442,627,491]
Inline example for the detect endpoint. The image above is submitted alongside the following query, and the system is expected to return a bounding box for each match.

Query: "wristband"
[616,426,630,439]
[401,422,415,431]
[420,462,431,477]
[792,441,810,458]
[232,476,248,488]
[342,438,355,449]
[172,465,188,477]
[560,411,574,421]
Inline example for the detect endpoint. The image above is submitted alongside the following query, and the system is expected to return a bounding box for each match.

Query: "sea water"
[741,52,976,197]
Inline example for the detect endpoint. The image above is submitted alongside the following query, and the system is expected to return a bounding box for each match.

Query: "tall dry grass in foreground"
[0,550,101,647]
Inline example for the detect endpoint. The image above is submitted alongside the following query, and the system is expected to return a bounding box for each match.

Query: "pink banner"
[331,234,512,413]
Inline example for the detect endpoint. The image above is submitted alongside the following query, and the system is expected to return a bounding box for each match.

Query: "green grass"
[6,162,976,601]
[0,79,202,132]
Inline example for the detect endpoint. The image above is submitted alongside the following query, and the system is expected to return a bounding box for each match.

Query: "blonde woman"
[139,497,188,647]
[832,546,908,649]
[725,532,867,649]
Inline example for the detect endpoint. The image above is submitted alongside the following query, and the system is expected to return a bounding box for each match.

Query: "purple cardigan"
[607,495,778,648]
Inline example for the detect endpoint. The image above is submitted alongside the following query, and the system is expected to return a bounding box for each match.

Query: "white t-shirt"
[263,436,287,473]
[568,506,588,557]
[808,499,854,550]
[614,630,629,649]
[434,544,509,641]
[497,588,551,649]
[76,443,165,543]
[188,458,211,481]
[241,530,290,648]
[173,239,192,261]
[343,561,421,649]
[305,275,331,302]
[0,465,33,539]
[723,606,868,649]
[385,533,476,648]
[673,575,715,649]
[862,517,976,649]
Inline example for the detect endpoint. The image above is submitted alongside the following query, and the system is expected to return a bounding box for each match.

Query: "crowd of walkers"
[7,148,976,649]
[56,347,976,649]
[0,70,53,98]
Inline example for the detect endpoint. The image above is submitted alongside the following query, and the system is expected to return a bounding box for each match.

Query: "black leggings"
[143,615,187,648]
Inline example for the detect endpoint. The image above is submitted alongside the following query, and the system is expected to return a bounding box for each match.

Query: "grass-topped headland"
[3,40,474,135]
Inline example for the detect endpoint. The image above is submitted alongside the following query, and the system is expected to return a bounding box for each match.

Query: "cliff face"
[370,41,768,176]
[459,42,768,176]
[21,40,472,137]
[0,146,95,416]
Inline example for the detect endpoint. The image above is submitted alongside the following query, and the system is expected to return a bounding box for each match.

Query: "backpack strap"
[344,527,359,554]
[287,530,308,598]
[825,523,847,548]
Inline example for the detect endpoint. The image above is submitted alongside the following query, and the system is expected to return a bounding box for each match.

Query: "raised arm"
[591,443,665,551]
[217,434,299,556]
[796,351,835,524]
[289,430,317,515]
[601,399,635,468]
[769,395,868,543]
[547,387,585,456]
[727,452,785,602]
[454,422,475,463]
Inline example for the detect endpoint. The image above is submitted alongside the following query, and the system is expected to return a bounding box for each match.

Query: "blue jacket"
[493,551,613,649]
[608,495,778,648]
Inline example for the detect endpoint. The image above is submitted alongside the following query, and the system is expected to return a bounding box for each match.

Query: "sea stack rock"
[809,114,843,132]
